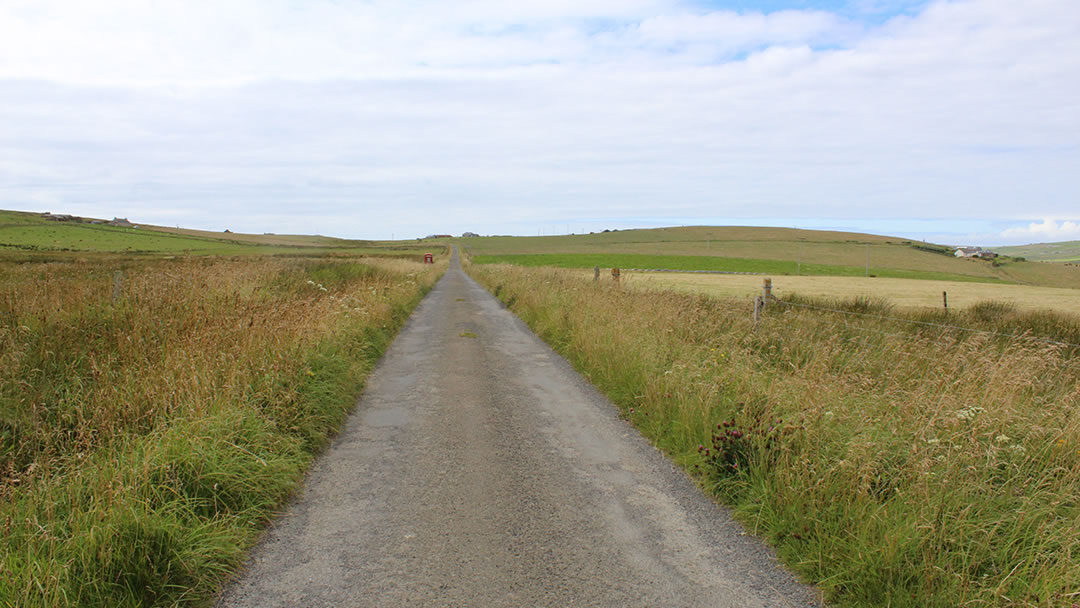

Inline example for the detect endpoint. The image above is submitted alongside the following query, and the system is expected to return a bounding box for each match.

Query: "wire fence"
[767,297,1080,351]
[755,302,1080,379]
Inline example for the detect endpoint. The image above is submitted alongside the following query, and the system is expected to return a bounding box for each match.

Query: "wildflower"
[956,406,985,421]
[995,434,1011,444]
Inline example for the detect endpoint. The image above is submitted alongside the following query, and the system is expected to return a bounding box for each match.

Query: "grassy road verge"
[0,256,444,607]
[469,263,1079,608]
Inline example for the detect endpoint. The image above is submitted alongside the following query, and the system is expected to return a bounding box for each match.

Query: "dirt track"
[216,250,820,607]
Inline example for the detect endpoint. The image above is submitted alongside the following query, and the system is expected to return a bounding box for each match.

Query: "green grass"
[461,226,1080,289]
[996,240,1080,263]
[0,209,441,259]
[467,262,1080,608]
[472,253,1004,283]
[0,253,446,607]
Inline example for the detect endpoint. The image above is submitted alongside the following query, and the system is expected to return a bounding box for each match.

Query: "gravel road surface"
[216,250,821,608]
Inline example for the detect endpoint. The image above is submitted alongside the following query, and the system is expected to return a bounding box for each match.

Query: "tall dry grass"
[0,255,443,607]
[469,263,1079,608]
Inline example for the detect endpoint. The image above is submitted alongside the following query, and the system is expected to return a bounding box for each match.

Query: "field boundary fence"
[744,277,1080,375]
[623,268,765,275]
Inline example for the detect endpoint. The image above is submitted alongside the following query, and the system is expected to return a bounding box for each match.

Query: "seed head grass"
[469,263,1080,608]
[0,255,444,607]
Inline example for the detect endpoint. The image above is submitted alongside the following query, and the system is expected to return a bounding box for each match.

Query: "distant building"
[954,247,998,259]
[462,232,480,238]
[109,217,134,227]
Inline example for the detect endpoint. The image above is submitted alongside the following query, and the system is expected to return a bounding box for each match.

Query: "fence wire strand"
[769,297,1080,351]
[752,298,1080,379]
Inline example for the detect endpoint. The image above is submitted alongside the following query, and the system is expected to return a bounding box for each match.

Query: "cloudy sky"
[1,0,1077,245]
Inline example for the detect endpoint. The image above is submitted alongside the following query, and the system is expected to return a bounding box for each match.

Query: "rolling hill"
[0,209,438,258]
[996,240,1080,263]
[463,225,1080,289]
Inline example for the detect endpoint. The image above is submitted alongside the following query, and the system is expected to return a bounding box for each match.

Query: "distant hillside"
[463,225,1080,289]
[996,240,1080,263]
[0,209,432,258]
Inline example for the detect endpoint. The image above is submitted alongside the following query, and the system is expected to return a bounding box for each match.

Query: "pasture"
[0,209,440,258]
[997,240,1080,263]
[463,225,1080,289]
[614,271,1080,316]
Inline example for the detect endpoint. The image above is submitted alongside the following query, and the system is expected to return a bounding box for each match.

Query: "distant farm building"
[954,247,997,259]
[109,218,134,227]
[462,232,480,238]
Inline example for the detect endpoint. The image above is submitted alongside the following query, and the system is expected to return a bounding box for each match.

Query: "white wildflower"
[956,406,985,421]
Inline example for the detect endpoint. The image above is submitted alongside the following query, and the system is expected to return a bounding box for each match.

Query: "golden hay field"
[601,270,1080,316]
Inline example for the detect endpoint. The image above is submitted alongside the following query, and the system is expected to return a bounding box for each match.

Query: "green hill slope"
[996,240,1080,263]
[0,209,433,258]
[463,226,1080,288]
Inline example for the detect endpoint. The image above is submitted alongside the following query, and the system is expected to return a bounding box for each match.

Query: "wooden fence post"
[943,291,948,311]
[594,266,600,281]
[754,296,763,324]
[763,278,772,300]
[611,268,620,283]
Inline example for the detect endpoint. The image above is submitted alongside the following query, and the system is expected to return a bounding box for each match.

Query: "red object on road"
[424,253,434,264]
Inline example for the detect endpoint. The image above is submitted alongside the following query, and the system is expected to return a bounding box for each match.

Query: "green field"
[997,240,1080,263]
[472,252,1005,283]
[0,210,443,258]
[462,226,1080,289]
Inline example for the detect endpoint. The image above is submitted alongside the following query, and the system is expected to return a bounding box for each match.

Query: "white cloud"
[0,0,1078,239]
[1000,219,1080,243]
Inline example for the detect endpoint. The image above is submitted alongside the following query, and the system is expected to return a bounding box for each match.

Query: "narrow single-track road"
[216,250,819,608]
